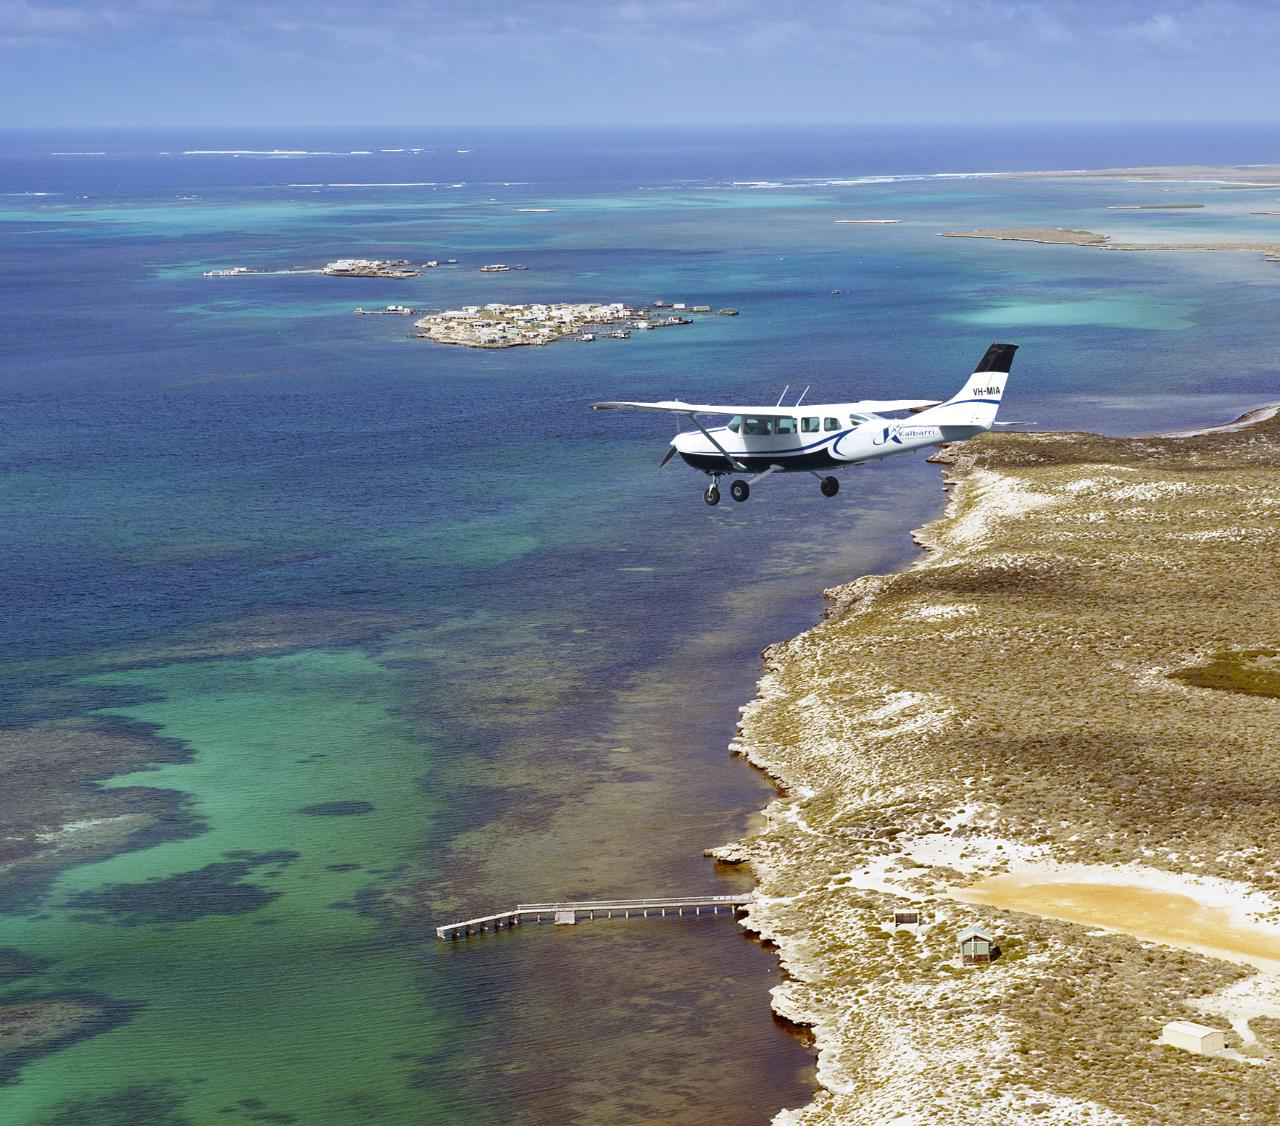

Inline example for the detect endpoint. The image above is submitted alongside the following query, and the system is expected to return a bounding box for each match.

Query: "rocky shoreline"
[719,407,1280,1123]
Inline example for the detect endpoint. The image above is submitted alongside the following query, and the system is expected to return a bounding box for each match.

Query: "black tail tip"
[975,342,1018,374]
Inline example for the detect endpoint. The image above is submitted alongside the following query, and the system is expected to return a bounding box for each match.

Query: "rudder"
[915,342,1017,429]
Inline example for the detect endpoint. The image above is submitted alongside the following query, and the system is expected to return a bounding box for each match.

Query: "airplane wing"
[591,398,946,415]
[851,399,944,414]
[590,400,789,416]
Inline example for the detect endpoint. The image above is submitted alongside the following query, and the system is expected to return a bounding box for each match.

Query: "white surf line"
[1159,402,1280,438]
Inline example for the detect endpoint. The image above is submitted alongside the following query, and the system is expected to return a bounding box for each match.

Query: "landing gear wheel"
[820,476,840,497]
[730,480,750,503]
[704,484,721,506]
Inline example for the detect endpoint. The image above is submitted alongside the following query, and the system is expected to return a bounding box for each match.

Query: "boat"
[607,329,630,339]
[480,264,510,273]
[578,333,595,342]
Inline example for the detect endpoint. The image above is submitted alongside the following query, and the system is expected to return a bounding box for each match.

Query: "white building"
[1159,1021,1226,1056]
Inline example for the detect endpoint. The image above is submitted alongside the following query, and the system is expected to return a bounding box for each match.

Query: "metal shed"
[958,924,995,964]
[1160,1020,1226,1056]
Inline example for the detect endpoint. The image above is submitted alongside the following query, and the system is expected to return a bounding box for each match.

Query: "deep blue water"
[1,124,1278,1124]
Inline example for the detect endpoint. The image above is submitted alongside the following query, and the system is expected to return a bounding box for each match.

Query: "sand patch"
[951,867,1280,974]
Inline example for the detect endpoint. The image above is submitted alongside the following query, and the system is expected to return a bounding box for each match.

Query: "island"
[941,227,1280,261]
[717,406,1280,1122]
[411,302,697,348]
[204,257,459,278]
[321,258,421,278]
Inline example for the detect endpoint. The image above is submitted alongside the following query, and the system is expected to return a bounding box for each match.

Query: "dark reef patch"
[0,715,204,912]
[0,991,141,1088]
[297,801,375,817]
[64,851,299,926]
[40,1079,190,1126]
[0,948,53,982]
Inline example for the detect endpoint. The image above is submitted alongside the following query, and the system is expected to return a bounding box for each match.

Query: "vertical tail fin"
[918,342,1017,429]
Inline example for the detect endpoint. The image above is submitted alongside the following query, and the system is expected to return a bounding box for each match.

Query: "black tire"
[820,476,840,497]
[730,480,750,503]
[704,485,721,506]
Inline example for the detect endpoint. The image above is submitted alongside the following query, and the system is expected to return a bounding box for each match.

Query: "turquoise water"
[2,125,1279,1124]
[1,651,459,1122]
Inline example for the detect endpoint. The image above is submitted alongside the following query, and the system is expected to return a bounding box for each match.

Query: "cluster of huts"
[888,911,1231,1060]
[885,911,998,964]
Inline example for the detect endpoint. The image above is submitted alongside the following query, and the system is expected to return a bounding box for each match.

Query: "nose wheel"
[820,475,840,497]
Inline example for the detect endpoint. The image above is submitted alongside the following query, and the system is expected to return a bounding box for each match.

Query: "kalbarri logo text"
[874,426,938,446]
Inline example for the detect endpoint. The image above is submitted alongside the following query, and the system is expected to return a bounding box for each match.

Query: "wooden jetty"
[435,894,752,940]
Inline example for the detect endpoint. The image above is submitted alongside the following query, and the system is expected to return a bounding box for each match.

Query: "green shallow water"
[0,649,464,1124]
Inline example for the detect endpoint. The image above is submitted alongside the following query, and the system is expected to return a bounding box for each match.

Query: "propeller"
[659,445,677,468]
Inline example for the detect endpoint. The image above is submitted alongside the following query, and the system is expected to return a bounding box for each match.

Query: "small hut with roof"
[958,924,995,964]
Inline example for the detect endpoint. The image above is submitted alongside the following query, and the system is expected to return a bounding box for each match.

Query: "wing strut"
[687,412,747,472]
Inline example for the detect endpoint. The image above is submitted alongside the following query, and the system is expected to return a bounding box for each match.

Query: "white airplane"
[591,342,1017,505]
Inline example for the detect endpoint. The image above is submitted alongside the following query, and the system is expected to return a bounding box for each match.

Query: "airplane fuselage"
[673,410,984,473]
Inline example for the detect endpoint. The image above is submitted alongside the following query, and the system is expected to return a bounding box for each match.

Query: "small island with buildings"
[204,257,461,278]
[410,301,735,348]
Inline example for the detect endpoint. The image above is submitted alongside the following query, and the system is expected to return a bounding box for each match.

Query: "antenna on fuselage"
[795,386,810,407]
[775,385,790,407]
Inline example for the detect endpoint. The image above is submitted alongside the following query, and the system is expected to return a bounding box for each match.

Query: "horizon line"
[5,118,1280,131]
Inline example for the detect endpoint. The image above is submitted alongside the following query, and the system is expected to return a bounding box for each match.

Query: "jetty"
[436,893,751,940]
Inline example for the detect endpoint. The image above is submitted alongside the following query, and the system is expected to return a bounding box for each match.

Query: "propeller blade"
[659,445,677,467]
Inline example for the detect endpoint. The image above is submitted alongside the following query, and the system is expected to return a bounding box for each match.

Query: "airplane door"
[739,415,777,458]
[773,416,799,456]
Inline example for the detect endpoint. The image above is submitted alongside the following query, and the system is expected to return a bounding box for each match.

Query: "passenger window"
[801,417,820,433]
[824,417,840,432]
[727,415,742,433]
[743,416,773,436]
[775,417,797,435]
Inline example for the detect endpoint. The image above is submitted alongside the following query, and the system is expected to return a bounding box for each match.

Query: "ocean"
[1,123,1278,1124]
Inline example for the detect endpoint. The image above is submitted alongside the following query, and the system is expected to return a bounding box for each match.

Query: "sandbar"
[941,227,1280,260]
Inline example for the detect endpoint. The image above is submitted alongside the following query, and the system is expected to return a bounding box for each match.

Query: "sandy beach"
[720,407,1280,1122]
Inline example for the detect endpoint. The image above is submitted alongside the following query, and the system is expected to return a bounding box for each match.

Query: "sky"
[1,0,1278,127]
